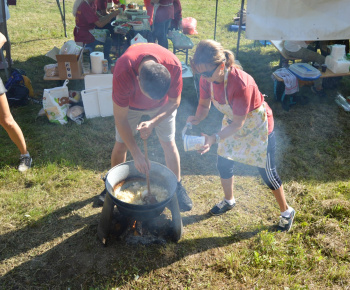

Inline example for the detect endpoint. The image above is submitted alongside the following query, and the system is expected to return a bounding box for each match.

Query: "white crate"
[98,87,113,117]
[81,88,100,119]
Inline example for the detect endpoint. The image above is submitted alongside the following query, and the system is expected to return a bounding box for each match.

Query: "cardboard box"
[56,49,83,79]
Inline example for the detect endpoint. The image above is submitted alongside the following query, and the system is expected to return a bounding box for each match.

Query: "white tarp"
[246,0,350,40]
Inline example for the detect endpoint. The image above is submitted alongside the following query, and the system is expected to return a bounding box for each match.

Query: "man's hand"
[137,121,154,140]
[133,151,150,175]
[186,115,201,126]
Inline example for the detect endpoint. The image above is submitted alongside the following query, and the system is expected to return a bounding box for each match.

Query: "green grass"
[1,0,350,289]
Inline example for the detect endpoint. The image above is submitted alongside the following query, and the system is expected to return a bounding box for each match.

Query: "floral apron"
[210,68,269,168]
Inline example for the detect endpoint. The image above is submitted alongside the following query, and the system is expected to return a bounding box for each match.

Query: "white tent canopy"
[245,0,350,41]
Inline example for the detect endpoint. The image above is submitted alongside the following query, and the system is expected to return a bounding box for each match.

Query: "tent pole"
[214,0,218,40]
[236,0,245,58]
[63,0,66,37]
[56,0,67,37]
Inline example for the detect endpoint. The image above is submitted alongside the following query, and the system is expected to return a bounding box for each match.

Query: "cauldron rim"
[105,161,177,212]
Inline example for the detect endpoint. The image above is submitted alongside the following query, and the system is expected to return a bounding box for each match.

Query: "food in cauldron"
[115,181,168,205]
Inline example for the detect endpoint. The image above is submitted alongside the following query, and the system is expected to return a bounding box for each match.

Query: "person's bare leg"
[159,139,180,181]
[0,93,27,154]
[221,177,234,200]
[111,141,127,167]
[272,185,288,212]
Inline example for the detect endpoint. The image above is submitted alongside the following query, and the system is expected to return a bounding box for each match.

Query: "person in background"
[95,0,120,16]
[144,0,154,26]
[94,0,121,51]
[0,0,11,66]
[98,43,192,212]
[188,39,295,232]
[282,40,326,97]
[150,0,174,49]
[73,0,120,62]
[0,33,32,172]
[170,0,181,31]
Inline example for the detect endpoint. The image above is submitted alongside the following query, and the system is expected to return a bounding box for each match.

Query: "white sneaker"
[18,155,32,172]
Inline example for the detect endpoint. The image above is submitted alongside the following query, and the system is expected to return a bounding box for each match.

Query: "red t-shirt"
[199,67,274,134]
[95,0,107,11]
[112,43,182,110]
[74,1,99,44]
[154,0,174,23]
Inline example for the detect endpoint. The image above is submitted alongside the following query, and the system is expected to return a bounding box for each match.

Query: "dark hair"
[139,61,171,100]
[191,39,241,73]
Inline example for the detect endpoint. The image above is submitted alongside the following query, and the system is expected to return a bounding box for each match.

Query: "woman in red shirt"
[73,0,119,62]
[187,39,296,232]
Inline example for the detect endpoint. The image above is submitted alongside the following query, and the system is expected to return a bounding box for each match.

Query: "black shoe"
[210,200,235,216]
[97,189,107,206]
[176,181,192,212]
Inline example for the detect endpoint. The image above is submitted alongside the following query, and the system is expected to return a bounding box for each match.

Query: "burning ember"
[110,209,174,245]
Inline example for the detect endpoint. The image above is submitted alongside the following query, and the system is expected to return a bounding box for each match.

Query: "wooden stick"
[143,139,151,195]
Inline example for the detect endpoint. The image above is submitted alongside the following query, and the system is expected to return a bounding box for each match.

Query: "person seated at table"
[150,0,174,49]
[282,40,326,97]
[73,0,120,63]
[94,0,122,51]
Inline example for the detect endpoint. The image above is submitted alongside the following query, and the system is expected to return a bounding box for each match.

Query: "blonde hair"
[192,39,241,72]
[72,0,84,17]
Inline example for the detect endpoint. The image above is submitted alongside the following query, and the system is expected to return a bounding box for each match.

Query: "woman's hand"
[186,115,201,126]
[198,133,216,155]
[137,121,154,140]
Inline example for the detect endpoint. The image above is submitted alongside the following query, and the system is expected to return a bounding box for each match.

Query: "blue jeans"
[152,19,171,49]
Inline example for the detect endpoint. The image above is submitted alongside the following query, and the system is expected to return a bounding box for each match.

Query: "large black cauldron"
[97,161,183,244]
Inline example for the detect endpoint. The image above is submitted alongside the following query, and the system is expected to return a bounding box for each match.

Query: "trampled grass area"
[1,0,350,289]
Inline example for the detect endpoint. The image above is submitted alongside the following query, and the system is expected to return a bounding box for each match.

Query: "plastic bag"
[44,64,59,77]
[89,29,108,43]
[182,17,198,35]
[67,105,85,125]
[43,80,70,125]
[130,33,148,45]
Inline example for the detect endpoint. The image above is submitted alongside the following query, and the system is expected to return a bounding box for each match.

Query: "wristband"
[215,134,220,143]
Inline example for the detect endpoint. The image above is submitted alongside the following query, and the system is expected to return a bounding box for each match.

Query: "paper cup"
[183,135,205,152]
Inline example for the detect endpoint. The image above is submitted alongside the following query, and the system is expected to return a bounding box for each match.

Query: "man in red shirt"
[99,43,192,212]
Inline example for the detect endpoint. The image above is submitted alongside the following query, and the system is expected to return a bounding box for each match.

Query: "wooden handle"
[143,139,151,195]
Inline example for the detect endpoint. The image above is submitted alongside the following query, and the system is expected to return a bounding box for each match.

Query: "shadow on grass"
[0,197,276,288]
